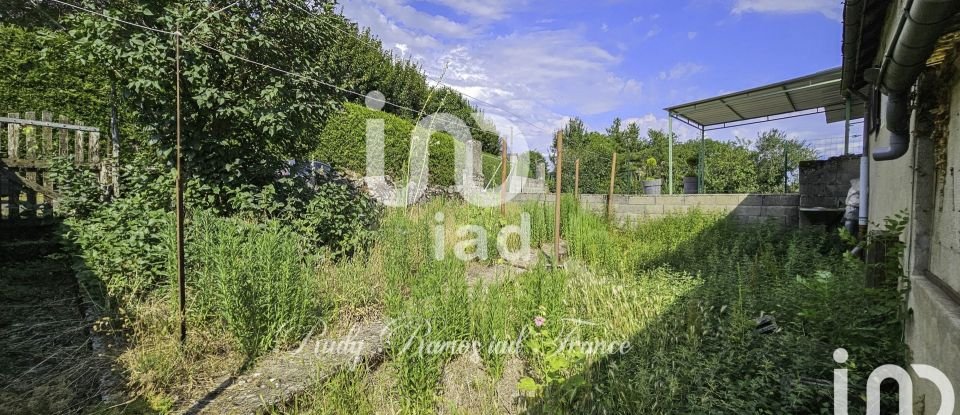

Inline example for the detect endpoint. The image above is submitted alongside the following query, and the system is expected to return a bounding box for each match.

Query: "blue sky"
[340,0,858,155]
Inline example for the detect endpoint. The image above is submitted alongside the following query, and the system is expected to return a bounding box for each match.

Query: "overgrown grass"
[291,197,902,414]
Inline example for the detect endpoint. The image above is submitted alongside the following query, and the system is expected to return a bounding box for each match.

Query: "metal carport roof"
[664,67,864,130]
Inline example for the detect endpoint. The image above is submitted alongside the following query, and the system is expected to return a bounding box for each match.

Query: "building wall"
[510,193,800,226]
[866,3,960,411]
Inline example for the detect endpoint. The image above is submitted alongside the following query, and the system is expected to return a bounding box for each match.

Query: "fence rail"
[1,112,112,223]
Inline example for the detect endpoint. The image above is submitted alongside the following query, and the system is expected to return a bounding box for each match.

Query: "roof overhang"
[665,67,865,131]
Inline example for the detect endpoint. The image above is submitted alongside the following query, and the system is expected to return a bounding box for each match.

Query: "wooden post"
[607,152,617,220]
[75,125,85,166]
[24,112,36,159]
[23,113,37,215]
[574,158,580,199]
[58,115,69,157]
[7,113,19,159]
[554,132,563,263]
[41,112,53,157]
[500,137,507,215]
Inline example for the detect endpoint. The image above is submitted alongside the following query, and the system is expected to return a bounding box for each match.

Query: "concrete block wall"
[798,155,860,208]
[510,193,800,226]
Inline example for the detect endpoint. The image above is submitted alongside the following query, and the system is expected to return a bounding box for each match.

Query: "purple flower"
[534,316,546,327]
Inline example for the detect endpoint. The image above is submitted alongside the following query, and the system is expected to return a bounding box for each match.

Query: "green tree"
[64,0,343,208]
[749,129,816,193]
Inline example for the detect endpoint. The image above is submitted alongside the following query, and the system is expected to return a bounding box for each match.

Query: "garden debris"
[754,315,779,334]
[177,319,388,414]
[437,350,525,415]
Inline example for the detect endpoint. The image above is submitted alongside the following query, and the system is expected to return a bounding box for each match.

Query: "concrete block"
[741,194,764,206]
[628,195,656,205]
[732,205,763,217]
[610,195,634,205]
[763,206,798,217]
[643,204,665,215]
[656,195,685,205]
[581,194,606,204]
[763,194,800,206]
[714,194,748,205]
[663,204,690,214]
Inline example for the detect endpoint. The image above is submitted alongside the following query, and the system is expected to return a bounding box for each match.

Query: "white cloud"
[658,63,705,80]
[342,0,650,152]
[644,26,662,40]
[732,0,842,21]
[420,0,521,21]
[687,31,698,40]
[601,23,609,32]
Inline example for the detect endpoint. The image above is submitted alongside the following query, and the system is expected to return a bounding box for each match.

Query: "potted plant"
[642,157,663,195]
[683,156,699,194]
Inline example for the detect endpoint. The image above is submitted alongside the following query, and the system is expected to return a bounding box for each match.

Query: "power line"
[279,0,554,135]
[45,0,502,139]
[45,0,174,34]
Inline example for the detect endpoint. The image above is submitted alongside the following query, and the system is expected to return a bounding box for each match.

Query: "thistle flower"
[534,316,546,327]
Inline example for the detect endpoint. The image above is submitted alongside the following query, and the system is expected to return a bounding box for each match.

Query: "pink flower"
[534,316,546,327]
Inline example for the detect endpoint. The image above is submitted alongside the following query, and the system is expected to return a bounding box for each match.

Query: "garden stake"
[607,152,617,220]
[574,158,580,199]
[501,137,507,215]
[554,131,563,264]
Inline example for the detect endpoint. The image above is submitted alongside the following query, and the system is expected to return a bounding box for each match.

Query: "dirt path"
[0,225,101,414]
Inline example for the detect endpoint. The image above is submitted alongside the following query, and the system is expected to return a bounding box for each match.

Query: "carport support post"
[698,127,705,194]
[843,95,852,155]
[667,114,674,194]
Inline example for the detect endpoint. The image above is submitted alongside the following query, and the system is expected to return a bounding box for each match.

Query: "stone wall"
[511,193,800,226]
[798,155,860,208]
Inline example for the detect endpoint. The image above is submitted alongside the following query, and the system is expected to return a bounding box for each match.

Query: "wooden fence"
[0,112,113,223]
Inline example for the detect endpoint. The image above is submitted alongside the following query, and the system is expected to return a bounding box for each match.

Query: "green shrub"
[47,156,101,218]
[188,213,319,361]
[315,103,486,186]
[294,181,380,254]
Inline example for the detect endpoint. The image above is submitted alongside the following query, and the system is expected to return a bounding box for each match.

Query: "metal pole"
[699,127,705,194]
[500,137,507,215]
[783,146,789,193]
[175,29,187,345]
[843,95,852,155]
[668,114,674,194]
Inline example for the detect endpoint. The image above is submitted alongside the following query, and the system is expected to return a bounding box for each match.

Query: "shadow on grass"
[523,208,904,414]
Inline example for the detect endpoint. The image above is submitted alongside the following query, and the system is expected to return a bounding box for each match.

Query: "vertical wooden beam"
[41,112,53,158]
[58,115,70,157]
[607,152,617,220]
[574,158,580,199]
[554,131,563,263]
[89,131,100,164]
[500,137,507,215]
[75,125,85,166]
[7,113,20,160]
[24,112,36,159]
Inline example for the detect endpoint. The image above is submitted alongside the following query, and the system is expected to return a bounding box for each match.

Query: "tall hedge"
[315,103,506,187]
[0,24,110,128]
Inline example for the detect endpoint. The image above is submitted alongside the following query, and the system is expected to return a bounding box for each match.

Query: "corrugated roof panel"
[666,67,864,127]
